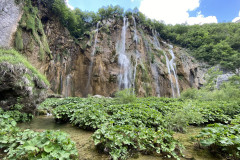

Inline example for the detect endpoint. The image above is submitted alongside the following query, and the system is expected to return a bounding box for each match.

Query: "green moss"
[0,48,50,86]
[29,39,34,52]
[39,46,45,61]
[26,13,35,32]
[35,18,44,35]
[17,0,52,61]
[15,29,23,51]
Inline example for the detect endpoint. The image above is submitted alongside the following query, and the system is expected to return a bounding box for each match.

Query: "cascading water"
[132,15,140,92]
[164,43,180,97]
[150,63,161,97]
[132,15,138,44]
[86,22,100,91]
[153,30,161,50]
[168,45,180,97]
[164,53,176,97]
[118,17,132,89]
[152,31,180,97]
[65,74,71,97]
[151,31,162,96]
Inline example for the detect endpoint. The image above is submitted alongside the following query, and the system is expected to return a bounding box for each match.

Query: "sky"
[66,0,240,25]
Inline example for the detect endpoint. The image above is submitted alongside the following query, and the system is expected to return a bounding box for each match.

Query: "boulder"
[0,62,48,113]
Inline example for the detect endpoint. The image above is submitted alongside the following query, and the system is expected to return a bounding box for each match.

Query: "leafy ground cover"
[195,116,240,160]
[0,108,78,159]
[51,96,240,160]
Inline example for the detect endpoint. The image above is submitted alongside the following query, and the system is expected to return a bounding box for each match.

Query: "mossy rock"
[0,49,49,113]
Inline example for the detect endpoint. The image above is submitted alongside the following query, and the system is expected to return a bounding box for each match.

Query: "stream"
[18,116,222,160]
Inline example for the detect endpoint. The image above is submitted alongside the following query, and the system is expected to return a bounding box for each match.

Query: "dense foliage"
[17,0,52,60]
[19,0,239,70]
[50,94,240,159]
[0,108,78,159]
[157,23,240,71]
[52,97,183,159]
[181,68,240,101]
[196,123,240,159]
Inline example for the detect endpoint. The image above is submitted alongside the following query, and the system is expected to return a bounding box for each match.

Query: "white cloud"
[232,11,240,22]
[187,12,218,25]
[139,0,218,25]
[65,0,74,10]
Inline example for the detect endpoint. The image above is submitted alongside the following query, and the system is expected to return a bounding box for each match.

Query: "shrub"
[164,103,205,132]
[196,123,240,160]
[115,88,136,104]
[0,109,78,160]
[93,124,182,160]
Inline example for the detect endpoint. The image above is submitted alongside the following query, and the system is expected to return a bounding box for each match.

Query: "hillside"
[0,0,240,160]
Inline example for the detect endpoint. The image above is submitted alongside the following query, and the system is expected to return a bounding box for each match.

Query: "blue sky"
[66,0,240,24]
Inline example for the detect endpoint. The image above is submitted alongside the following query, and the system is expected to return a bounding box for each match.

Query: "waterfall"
[118,17,132,89]
[165,54,176,97]
[65,74,71,97]
[132,15,138,44]
[132,15,140,92]
[151,31,161,96]
[132,51,140,92]
[152,31,180,97]
[151,63,161,97]
[165,44,180,97]
[86,22,100,91]
[153,30,161,50]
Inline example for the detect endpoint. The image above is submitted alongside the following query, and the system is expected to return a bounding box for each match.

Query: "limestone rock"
[216,73,235,89]
[0,0,22,48]
[0,62,48,113]
[6,1,208,98]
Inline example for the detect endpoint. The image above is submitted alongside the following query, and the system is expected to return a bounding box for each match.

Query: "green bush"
[164,103,205,132]
[115,88,136,104]
[6,130,78,160]
[0,109,78,160]
[93,124,181,160]
[52,96,240,159]
[196,123,240,160]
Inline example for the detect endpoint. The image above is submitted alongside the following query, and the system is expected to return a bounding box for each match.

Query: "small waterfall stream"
[150,63,161,97]
[65,74,71,97]
[153,31,180,97]
[132,15,138,44]
[164,43,180,97]
[86,22,100,91]
[151,31,162,96]
[132,16,140,92]
[118,17,131,89]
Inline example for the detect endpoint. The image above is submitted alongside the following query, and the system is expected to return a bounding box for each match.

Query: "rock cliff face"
[0,58,48,113]
[0,0,23,48]
[6,1,207,98]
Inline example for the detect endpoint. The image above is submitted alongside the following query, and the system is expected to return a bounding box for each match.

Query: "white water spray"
[165,44,180,97]
[132,15,140,92]
[118,17,132,89]
[65,74,71,97]
[151,31,162,96]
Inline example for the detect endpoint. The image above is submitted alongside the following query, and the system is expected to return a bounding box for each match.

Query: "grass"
[0,48,49,86]
[15,29,23,51]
